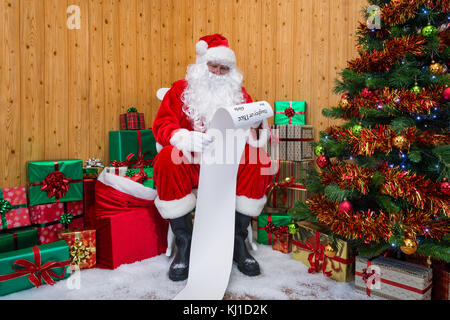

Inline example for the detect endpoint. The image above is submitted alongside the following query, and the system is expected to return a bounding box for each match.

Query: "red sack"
[93,174,168,269]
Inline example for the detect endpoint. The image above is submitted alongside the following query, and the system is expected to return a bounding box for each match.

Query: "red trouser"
[153,144,272,219]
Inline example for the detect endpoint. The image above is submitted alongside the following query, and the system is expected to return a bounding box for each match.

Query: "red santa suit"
[152,35,272,221]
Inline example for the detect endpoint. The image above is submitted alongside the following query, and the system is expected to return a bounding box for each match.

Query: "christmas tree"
[289,0,450,262]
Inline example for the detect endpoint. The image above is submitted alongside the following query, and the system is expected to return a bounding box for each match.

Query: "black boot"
[169,213,193,281]
[233,212,260,276]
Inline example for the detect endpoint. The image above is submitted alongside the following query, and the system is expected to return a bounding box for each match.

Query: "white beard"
[181,62,245,132]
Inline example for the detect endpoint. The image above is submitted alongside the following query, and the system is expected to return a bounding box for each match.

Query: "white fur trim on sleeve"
[154,193,197,219]
[97,171,157,201]
[236,195,267,217]
[247,118,270,149]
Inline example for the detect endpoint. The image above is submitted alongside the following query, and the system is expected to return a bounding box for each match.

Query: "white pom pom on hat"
[196,40,208,56]
[195,33,236,67]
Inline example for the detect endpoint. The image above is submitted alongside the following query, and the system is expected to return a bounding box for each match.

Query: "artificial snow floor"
[1,244,371,300]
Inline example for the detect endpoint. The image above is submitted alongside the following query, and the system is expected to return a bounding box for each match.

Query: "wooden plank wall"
[0,0,368,188]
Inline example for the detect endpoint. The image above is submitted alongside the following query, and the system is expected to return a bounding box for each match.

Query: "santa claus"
[152,34,272,281]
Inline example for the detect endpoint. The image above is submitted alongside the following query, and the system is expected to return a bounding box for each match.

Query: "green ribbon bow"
[127,107,138,113]
[59,211,74,229]
[0,199,12,228]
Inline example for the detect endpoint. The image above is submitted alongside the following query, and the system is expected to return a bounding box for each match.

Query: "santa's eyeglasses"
[207,62,230,75]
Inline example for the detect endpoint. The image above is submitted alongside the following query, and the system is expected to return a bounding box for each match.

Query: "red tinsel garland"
[381,0,450,26]
[348,35,425,73]
[326,125,450,156]
[343,86,445,117]
[307,194,450,243]
[318,161,449,216]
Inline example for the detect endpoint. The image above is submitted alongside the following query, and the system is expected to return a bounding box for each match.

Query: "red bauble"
[443,87,450,101]
[316,155,330,168]
[338,200,353,214]
[440,181,450,196]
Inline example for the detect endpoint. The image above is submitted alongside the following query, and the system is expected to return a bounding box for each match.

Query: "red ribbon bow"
[125,152,153,169]
[125,130,154,169]
[0,246,69,287]
[41,171,71,199]
[294,231,332,277]
[362,267,378,286]
[284,107,296,118]
[277,224,289,235]
[266,176,297,207]
[130,168,149,184]
[264,222,277,235]
[110,160,127,167]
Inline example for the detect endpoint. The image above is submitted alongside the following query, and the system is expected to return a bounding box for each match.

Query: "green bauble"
[352,124,363,135]
[422,25,437,38]
[315,145,324,156]
[411,85,421,94]
[288,222,299,235]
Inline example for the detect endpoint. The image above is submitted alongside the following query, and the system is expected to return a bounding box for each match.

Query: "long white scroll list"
[174,101,273,300]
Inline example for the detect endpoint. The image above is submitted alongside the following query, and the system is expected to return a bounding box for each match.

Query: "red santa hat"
[195,33,236,67]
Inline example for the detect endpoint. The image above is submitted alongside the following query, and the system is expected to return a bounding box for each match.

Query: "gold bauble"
[392,135,407,149]
[400,238,417,255]
[324,244,337,258]
[430,62,443,75]
[339,98,350,109]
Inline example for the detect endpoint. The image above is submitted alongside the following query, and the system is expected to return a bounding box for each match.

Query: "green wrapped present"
[109,129,157,167]
[0,240,70,296]
[274,101,306,125]
[125,167,154,189]
[27,160,84,207]
[257,212,293,245]
[0,228,38,253]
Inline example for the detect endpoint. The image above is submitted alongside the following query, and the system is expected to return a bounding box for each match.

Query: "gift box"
[355,255,433,300]
[266,125,314,162]
[109,129,156,167]
[292,220,355,282]
[83,167,104,179]
[403,254,450,300]
[120,107,146,130]
[94,180,168,269]
[29,201,84,244]
[83,158,104,178]
[125,167,154,189]
[257,212,292,245]
[58,229,96,269]
[435,265,450,300]
[0,240,70,296]
[104,166,128,177]
[272,225,292,254]
[0,187,31,230]
[265,160,310,211]
[274,101,306,125]
[0,227,38,253]
[27,160,84,206]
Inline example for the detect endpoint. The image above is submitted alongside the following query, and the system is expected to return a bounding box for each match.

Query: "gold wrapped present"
[292,220,355,282]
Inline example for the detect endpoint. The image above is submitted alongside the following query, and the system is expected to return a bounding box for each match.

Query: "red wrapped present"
[94,174,168,269]
[58,229,96,269]
[0,187,31,230]
[403,254,450,300]
[29,201,84,244]
[120,107,145,130]
[83,178,96,229]
[272,225,292,254]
